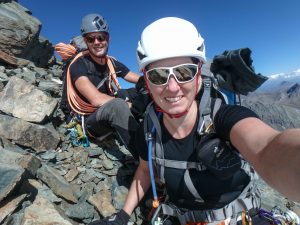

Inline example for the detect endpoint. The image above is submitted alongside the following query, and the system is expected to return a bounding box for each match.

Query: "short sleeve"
[214,105,259,140]
[69,57,89,82]
[112,59,130,78]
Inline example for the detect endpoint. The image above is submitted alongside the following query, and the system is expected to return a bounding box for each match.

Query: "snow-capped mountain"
[257,69,300,92]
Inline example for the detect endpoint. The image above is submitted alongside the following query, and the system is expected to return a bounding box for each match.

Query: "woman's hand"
[88,209,130,225]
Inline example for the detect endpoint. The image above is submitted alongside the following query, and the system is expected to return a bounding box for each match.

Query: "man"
[61,13,141,159]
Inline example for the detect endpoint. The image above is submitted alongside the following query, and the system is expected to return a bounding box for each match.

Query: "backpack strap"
[197,76,213,135]
[144,103,207,201]
[144,103,165,182]
[82,55,121,95]
[107,57,121,94]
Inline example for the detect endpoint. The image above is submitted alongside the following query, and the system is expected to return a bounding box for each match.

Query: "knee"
[108,98,131,114]
[101,98,131,119]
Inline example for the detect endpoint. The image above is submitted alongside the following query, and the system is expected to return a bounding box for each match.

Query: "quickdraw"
[64,115,90,147]
[241,211,252,225]
[258,208,300,225]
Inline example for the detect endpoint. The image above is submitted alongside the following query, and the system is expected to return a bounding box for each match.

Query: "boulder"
[0,76,58,123]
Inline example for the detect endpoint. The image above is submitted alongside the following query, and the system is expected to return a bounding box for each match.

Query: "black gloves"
[88,209,130,225]
[131,76,151,119]
[135,75,147,93]
[210,48,268,95]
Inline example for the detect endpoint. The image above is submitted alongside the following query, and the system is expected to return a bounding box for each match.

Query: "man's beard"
[89,46,109,58]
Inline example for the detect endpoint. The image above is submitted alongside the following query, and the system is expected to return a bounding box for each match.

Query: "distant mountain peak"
[258,68,300,92]
[269,69,300,80]
[286,83,300,97]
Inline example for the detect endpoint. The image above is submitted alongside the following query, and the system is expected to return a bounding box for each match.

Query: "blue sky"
[19,0,300,88]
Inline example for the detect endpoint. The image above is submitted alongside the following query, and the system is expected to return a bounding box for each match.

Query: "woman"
[89,17,300,225]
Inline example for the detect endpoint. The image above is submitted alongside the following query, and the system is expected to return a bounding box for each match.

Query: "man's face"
[84,32,109,58]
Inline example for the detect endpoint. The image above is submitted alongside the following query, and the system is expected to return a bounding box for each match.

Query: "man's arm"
[122,158,151,215]
[124,71,141,84]
[75,76,114,107]
[230,117,300,202]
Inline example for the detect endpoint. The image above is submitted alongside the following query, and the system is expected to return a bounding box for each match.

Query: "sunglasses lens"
[146,64,198,85]
[85,36,95,43]
[147,68,169,85]
[86,34,107,43]
[173,65,198,82]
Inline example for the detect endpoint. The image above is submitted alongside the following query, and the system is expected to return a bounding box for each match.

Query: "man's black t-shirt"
[60,54,129,115]
[70,55,129,92]
[135,104,258,209]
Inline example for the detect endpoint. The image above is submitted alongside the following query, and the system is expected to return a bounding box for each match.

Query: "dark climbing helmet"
[80,13,109,36]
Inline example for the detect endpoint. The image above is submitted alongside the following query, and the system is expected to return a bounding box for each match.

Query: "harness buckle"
[146,132,154,141]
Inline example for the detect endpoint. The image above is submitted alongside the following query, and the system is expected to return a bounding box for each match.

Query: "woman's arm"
[122,158,151,215]
[230,117,300,202]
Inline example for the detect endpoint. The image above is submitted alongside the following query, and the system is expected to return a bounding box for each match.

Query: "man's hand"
[127,101,132,109]
[88,210,130,225]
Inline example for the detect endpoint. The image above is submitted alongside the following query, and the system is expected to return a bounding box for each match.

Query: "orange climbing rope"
[66,51,121,115]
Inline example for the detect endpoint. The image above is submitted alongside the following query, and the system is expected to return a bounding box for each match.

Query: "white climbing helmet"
[137,17,206,71]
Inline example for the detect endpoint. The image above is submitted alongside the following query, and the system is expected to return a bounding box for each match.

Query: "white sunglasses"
[145,63,201,86]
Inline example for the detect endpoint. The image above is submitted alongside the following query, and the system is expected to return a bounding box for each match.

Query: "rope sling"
[66,50,121,115]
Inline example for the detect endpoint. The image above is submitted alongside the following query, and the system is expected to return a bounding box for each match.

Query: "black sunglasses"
[85,34,108,43]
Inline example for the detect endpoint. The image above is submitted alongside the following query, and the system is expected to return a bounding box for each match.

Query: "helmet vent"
[197,44,204,51]
[93,16,105,30]
[137,51,146,60]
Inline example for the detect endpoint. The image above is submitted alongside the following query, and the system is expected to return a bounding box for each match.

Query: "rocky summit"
[0,1,299,225]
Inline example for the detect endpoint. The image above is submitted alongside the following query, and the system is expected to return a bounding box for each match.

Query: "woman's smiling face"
[146,57,201,116]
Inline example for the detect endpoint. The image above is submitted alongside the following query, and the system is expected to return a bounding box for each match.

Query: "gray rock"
[38,79,61,95]
[88,189,116,218]
[16,67,37,84]
[102,158,114,170]
[64,168,79,182]
[23,179,62,204]
[0,137,24,153]
[0,148,24,165]
[0,114,60,152]
[0,194,27,224]
[0,1,54,67]
[39,149,57,160]
[23,194,74,225]
[65,201,94,220]
[0,71,8,82]
[36,164,78,203]
[0,164,25,202]
[111,179,128,210]
[0,77,58,123]
[17,154,41,177]
[87,147,104,157]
